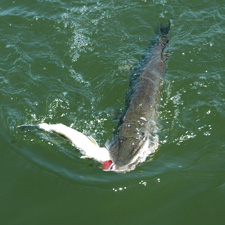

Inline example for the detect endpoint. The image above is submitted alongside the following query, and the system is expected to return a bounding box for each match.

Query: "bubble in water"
[203,131,211,136]
[112,186,127,192]
[139,180,147,186]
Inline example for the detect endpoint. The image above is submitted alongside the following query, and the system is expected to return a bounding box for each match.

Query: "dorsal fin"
[87,136,99,147]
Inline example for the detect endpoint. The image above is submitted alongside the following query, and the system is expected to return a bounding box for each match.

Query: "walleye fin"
[17,124,40,133]
[87,136,99,147]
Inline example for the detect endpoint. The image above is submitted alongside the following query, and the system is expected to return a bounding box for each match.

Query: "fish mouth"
[104,139,150,173]
[112,137,147,167]
[103,159,138,173]
[103,142,145,173]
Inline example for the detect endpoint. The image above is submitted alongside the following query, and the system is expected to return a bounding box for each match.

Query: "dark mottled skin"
[109,24,170,166]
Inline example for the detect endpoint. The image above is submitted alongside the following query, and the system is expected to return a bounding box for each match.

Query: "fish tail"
[159,20,170,44]
[18,124,40,133]
[160,20,171,36]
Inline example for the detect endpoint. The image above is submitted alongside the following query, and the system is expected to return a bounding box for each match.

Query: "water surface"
[1,0,225,224]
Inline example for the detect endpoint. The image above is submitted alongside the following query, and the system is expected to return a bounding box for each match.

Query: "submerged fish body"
[109,24,170,167]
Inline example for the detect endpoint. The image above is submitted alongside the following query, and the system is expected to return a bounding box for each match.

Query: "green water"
[1,0,225,224]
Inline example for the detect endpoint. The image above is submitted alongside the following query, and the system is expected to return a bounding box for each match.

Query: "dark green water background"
[1,0,225,224]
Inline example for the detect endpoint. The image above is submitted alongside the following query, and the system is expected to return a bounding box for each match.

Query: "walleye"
[19,23,170,173]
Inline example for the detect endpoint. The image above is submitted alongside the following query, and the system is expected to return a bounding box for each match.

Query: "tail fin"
[159,20,170,45]
[160,20,171,36]
[18,124,40,133]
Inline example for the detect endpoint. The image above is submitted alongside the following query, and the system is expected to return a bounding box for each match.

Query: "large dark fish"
[108,23,170,167]
[18,23,170,173]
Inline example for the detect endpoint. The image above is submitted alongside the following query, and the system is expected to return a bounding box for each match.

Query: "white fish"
[19,123,158,173]
[38,123,111,163]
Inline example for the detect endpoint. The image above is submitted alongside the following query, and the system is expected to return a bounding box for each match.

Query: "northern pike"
[19,23,170,173]
[109,23,170,167]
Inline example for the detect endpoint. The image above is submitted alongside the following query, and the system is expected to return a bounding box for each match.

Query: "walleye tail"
[18,124,40,133]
